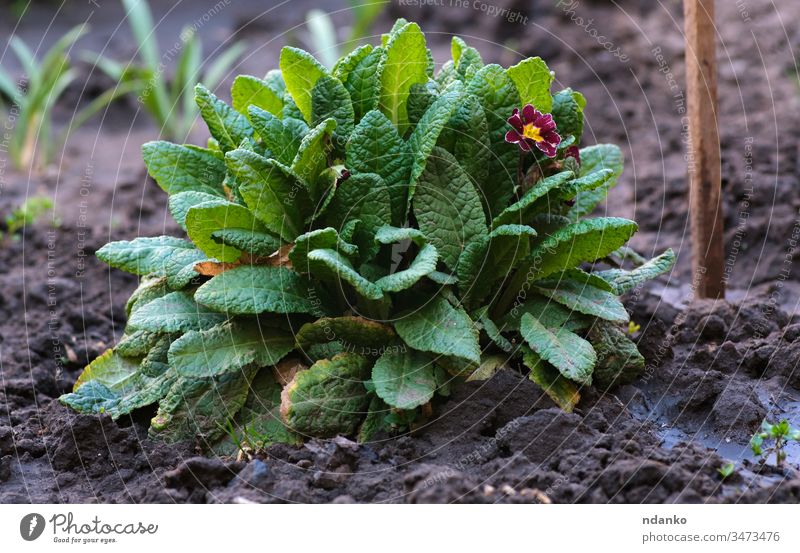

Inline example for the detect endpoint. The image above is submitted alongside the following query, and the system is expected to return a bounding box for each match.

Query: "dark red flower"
[505,104,561,157]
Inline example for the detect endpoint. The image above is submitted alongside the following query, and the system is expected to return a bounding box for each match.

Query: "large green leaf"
[551,88,585,141]
[231,74,283,116]
[96,236,206,289]
[413,147,487,270]
[346,110,412,225]
[194,265,314,315]
[376,243,438,292]
[185,198,267,263]
[394,296,480,364]
[499,294,589,332]
[506,57,553,112]
[379,22,428,133]
[73,348,140,393]
[492,170,574,229]
[324,173,392,252]
[210,228,281,258]
[466,64,520,215]
[195,84,254,152]
[596,248,676,295]
[536,279,630,323]
[372,349,436,410]
[150,367,255,443]
[168,191,221,231]
[288,227,358,270]
[225,149,308,241]
[569,144,624,217]
[588,320,645,389]
[438,94,490,200]
[296,316,396,350]
[281,353,371,437]
[168,321,295,378]
[291,118,336,201]
[247,106,306,165]
[279,46,328,122]
[129,291,227,333]
[520,313,595,385]
[311,75,354,138]
[141,141,225,197]
[306,249,384,300]
[341,45,385,121]
[407,82,464,200]
[526,217,638,280]
[522,347,580,412]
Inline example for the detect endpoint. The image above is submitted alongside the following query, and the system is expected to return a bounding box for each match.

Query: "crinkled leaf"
[168,321,295,379]
[129,291,227,333]
[232,74,283,116]
[520,313,595,385]
[346,110,412,225]
[289,227,358,270]
[376,243,438,292]
[506,57,553,112]
[588,320,645,389]
[394,296,480,364]
[296,316,397,350]
[97,236,207,289]
[73,348,139,393]
[526,217,638,281]
[407,82,464,201]
[325,174,392,259]
[379,22,428,133]
[596,248,676,295]
[438,94,490,199]
[569,144,624,217]
[168,191,221,231]
[342,45,385,121]
[492,170,574,229]
[281,353,371,437]
[306,248,384,300]
[185,198,267,263]
[211,228,282,258]
[247,106,306,165]
[413,147,487,270]
[500,294,590,333]
[551,88,584,141]
[194,265,314,315]
[279,46,328,122]
[291,118,336,201]
[372,349,435,409]
[150,367,255,443]
[466,64,520,215]
[141,141,226,197]
[536,279,629,323]
[226,149,308,241]
[195,84,254,152]
[311,75,354,138]
[522,347,580,412]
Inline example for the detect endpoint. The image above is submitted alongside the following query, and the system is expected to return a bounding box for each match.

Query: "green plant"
[750,419,800,468]
[1,196,55,241]
[303,1,386,68]
[0,25,130,169]
[717,461,735,479]
[85,0,246,141]
[60,19,675,451]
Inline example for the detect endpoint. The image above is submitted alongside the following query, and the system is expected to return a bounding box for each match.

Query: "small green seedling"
[717,461,735,479]
[750,419,800,468]
[61,19,676,451]
[85,0,246,141]
[1,196,54,241]
[0,25,127,169]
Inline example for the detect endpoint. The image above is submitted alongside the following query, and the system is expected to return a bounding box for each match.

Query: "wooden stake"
[684,0,725,299]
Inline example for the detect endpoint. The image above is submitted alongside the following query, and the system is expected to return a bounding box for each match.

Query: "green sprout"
[0,25,129,169]
[717,461,735,479]
[1,196,54,242]
[84,0,246,141]
[750,419,800,468]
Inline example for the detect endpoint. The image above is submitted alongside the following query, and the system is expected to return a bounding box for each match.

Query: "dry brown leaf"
[193,260,240,276]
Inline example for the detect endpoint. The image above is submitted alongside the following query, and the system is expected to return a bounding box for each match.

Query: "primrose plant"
[61,19,675,451]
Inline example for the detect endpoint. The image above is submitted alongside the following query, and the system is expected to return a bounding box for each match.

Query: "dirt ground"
[1,0,799,503]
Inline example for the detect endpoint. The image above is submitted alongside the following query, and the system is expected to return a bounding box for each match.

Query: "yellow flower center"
[522,122,544,142]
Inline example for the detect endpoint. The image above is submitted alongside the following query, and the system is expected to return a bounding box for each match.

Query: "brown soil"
[1,0,799,503]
